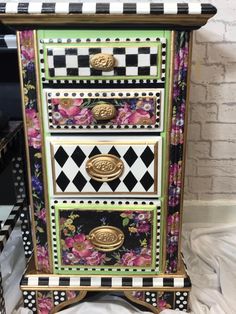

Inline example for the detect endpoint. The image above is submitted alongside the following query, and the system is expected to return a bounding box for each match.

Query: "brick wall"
[185,0,236,201]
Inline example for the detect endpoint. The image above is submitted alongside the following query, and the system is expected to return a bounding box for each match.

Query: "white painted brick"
[207,43,236,63]
[184,191,198,201]
[225,24,236,42]
[188,177,212,193]
[225,63,236,82]
[185,159,197,176]
[202,123,236,141]
[191,104,218,123]
[212,177,236,193]
[192,41,207,64]
[207,84,236,103]
[196,21,225,43]
[189,84,207,103]
[218,104,236,123]
[191,64,224,84]
[187,123,201,141]
[211,141,236,159]
[199,193,236,201]
[198,160,236,177]
[187,142,211,159]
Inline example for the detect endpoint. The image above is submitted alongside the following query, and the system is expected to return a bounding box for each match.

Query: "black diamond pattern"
[89,179,103,192]
[140,146,155,167]
[108,146,121,158]
[123,171,138,191]
[56,171,70,192]
[140,171,154,191]
[89,146,101,158]
[107,178,121,191]
[72,172,87,191]
[71,147,86,167]
[123,147,138,167]
[54,146,69,167]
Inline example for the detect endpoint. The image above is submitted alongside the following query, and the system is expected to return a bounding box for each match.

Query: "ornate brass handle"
[90,53,116,71]
[91,103,116,121]
[86,154,124,182]
[88,226,125,252]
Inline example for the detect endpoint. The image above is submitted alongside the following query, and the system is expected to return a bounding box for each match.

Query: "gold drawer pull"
[88,226,124,252]
[92,103,116,121]
[86,154,124,182]
[90,53,116,71]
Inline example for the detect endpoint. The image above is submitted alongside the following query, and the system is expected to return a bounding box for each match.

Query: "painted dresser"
[0,2,216,313]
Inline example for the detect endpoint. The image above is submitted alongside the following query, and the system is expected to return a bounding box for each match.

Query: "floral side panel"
[19,30,50,272]
[37,291,54,314]
[49,96,157,127]
[58,209,153,269]
[166,31,190,273]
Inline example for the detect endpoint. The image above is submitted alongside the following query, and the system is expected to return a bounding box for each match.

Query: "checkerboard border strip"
[50,199,161,273]
[38,37,166,84]
[0,3,217,16]
[46,89,162,131]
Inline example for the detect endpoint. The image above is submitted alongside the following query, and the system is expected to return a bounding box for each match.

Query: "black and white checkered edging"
[46,89,162,131]
[0,3,217,15]
[0,35,16,49]
[21,275,191,288]
[39,37,166,85]
[50,199,161,273]
[0,200,23,253]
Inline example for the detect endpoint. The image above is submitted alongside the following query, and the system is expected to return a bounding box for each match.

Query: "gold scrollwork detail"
[88,226,125,252]
[92,103,116,121]
[86,154,124,182]
[90,53,116,71]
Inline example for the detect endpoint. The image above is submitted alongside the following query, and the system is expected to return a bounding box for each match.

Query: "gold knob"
[91,103,116,121]
[88,226,125,252]
[90,53,116,71]
[86,154,124,182]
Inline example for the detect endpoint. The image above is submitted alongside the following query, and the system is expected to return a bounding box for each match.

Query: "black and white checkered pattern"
[50,199,161,273]
[22,291,37,313]
[175,291,189,312]
[48,137,161,196]
[21,275,191,289]
[0,273,6,314]
[0,201,23,253]
[0,35,16,49]
[45,89,163,132]
[0,3,217,15]
[39,37,166,84]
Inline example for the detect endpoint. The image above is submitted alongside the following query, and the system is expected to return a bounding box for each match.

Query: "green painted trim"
[53,203,159,275]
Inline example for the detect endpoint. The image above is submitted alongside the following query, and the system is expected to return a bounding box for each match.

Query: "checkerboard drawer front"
[40,37,166,81]
[47,136,162,197]
[51,201,161,274]
[45,89,163,132]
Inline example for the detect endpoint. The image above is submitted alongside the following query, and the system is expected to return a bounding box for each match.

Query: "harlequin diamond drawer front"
[50,200,162,275]
[46,136,162,197]
[43,89,163,132]
[38,33,167,82]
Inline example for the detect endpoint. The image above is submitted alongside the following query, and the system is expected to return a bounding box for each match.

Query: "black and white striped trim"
[50,199,161,273]
[0,200,23,253]
[0,35,16,49]
[21,275,191,289]
[0,3,217,15]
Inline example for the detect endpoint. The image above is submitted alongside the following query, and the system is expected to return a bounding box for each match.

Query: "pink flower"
[158,299,171,310]
[26,108,41,149]
[20,31,34,61]
[115,104,133,125]
[128,109,155,125]
[137,222,150,233]
[51,98,60,105]
[36,208,46,223]
[121,248,151,267]
[58,98,83,117]
[74,108,94,125]
[67,291,77,300]
[37,245,50,272]
[65,234,93,258]
[86,251,106,265]
[136,211,151,221]
[38,297,53,314]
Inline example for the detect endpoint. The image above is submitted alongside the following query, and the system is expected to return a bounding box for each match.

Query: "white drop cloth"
[12,224,236,314]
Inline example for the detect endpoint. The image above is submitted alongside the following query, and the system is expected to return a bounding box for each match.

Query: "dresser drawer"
[46,136,162,197]
[38,31,168,83]
[50,199,162,274]
[43,88,163,132]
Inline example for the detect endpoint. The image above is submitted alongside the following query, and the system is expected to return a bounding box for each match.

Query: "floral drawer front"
[44,89,163,132]
[38,35,167,82]
[47,136,162,197]
[51,202,161,274]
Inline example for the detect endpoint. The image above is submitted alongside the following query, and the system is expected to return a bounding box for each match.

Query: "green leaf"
[122,217,129,227]
[37,226,44,233]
